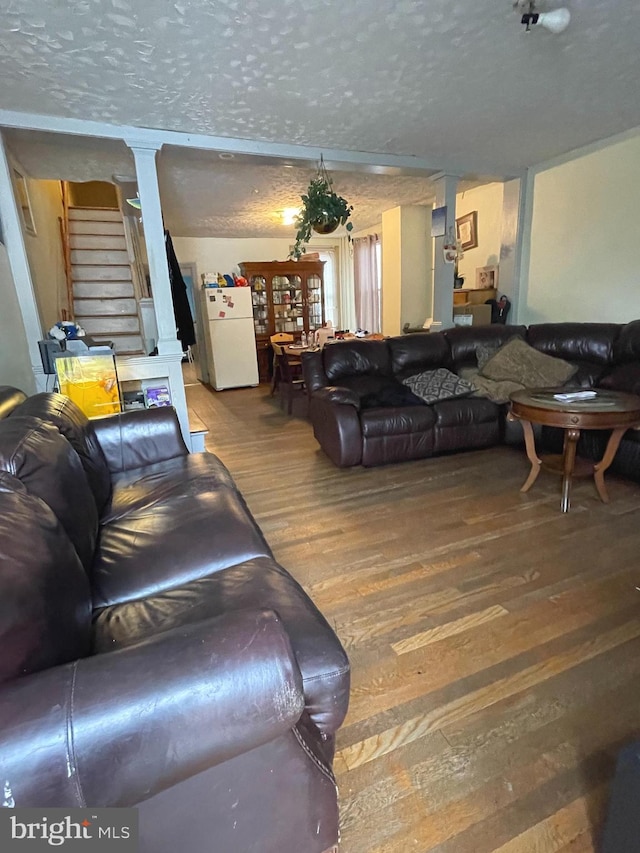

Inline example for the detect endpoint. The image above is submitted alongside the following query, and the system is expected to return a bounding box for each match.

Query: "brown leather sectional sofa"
[0,387,348,853]
[303,321,640,472]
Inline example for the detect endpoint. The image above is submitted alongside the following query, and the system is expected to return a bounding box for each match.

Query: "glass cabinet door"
[250,276,268,334]
[272,274,303,333]
[306,273,323,331]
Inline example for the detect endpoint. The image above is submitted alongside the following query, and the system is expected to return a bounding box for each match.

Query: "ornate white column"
[0,131,46,390]
[125,140,191,449]
[126,141,182,356]
[432,173,459,329]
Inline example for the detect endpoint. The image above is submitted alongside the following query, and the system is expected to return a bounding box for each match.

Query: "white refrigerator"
[202,287,259,391]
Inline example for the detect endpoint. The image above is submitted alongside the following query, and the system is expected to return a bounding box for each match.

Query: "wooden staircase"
[69,207,144,355]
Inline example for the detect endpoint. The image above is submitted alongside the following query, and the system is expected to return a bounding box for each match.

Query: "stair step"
[73,281,135,298]
[71,266,132,282]
[69,220,125,237]
[77,316,141,334]
[74,297,137,316]
[70,234,127,251]
[68,208,122,222]
[71,249,130,265]
[92,334,144,355]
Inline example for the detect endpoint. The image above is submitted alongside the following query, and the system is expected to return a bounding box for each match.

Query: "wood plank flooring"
[185,374,640,853]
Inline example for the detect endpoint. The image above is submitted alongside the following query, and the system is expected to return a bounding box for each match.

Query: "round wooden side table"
[508,389,640,513]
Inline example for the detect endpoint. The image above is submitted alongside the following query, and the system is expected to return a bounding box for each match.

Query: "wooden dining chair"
[270,333,300,397]
[271,342,305,415]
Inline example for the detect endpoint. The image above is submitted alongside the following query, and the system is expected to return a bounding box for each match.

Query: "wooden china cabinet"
[239,260,326,382]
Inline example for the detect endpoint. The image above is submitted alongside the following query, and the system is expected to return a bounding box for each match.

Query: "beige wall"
[455,182,504,287]
[0,245,37,394]
[520,133,640,325]
[21,178,67,332]
[381,205,432,335]
[171,236,293,279]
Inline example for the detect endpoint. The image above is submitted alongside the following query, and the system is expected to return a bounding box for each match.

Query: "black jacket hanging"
[165,229,196,350]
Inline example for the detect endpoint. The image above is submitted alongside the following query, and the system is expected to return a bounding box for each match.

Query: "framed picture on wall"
[455,211,477,251]
[476,265,499,290]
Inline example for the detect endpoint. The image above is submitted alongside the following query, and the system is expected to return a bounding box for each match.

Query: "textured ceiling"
[2,0,640,175]
[7,129,486,237]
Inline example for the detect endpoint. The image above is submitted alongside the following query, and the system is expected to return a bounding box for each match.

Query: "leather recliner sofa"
[0,387,349,853]
[302,321,640,474]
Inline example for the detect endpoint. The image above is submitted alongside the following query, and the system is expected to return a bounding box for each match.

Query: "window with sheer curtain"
[293,245,341,328]
[353,234,381,333]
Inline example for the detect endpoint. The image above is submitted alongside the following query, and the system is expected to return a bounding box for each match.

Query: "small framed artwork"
[476,265,499,290]
[12,168,36,236]
[455,211,478,251]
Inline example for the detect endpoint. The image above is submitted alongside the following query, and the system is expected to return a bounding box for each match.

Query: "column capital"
[430,172,462,183]
[126,140,163,155]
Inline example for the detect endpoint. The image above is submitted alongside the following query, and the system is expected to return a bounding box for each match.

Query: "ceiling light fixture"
[281,207,300,226]
[518,1,570,33]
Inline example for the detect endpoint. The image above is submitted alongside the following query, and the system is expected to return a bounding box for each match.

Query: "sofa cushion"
[360,381,425,409]
[15,393,112,514]
[402,368,473,404]
[613,320,640,364]
[323,339,391,383]
[480,337,578,387]
[443,325,528,369]
[360,405,437,438]
[0,474,91,682]
[0,416,98,571]
[103,452,238,524]
[432,399,501,454]
[92,476,273,608]
[388,333,450,379]
[526,323,620,365]
[92,556,350,736]
[599,363,640,395]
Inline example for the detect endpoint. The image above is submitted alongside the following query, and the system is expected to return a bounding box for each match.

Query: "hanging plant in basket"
[289,155,354,259]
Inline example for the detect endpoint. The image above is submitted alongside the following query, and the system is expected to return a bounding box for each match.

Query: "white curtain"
[353,234,380,333]
[338,235,356,332]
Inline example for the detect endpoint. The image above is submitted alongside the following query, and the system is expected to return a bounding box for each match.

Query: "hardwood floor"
[186,376,640,853]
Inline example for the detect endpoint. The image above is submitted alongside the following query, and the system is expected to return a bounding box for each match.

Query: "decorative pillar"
[127,141,182,356]
[0,131,46,390]
[125,140,191,450]
[432,174,459,329]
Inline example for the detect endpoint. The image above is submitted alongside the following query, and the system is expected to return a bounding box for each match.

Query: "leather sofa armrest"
[92,407,189,472]
[301,349,329,393]
[0,610,304,808]
[312,385,361,409]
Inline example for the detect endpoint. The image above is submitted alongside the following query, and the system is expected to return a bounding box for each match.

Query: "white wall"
[171,235,344,279]
[520,133,640,325]
[456,182,504,287]
[22,179,67,331]
[0,245,37,393]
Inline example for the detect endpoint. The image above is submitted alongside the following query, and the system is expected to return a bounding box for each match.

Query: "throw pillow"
[402,368,474,404]
[479,337,578,387]
[475,343,501,371]
[475,335,524,371]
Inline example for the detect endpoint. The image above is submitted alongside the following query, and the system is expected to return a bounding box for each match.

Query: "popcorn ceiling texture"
[9,130,484,237]
[2,0,640,173]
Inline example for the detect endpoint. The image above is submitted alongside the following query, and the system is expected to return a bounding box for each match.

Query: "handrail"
[58,180,74,321]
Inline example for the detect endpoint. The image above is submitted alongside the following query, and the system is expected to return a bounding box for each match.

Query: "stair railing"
[58,180,75,321]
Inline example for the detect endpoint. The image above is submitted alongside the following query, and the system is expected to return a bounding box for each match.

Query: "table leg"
[593,427,627,503]
[561,428,580,513]
[519,418,542,493]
